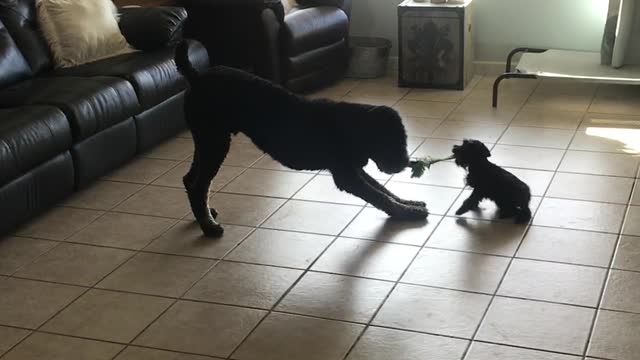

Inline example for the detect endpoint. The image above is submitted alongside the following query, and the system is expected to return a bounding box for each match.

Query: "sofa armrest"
[296,0,352,17]
[118,6,188,51]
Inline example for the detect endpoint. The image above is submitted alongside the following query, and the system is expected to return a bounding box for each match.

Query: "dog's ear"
[478,142,491,158]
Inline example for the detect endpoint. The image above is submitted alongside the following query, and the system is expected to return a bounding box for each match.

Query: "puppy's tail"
[175,40,200,83]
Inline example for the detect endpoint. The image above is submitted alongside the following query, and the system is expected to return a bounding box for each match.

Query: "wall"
[349,0,610,63]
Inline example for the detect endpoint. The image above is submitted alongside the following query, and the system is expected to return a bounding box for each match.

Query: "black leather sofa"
[180,0,351,92]
[0,1,209,235]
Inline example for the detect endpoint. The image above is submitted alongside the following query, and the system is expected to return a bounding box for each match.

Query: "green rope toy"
[409,155,455,178]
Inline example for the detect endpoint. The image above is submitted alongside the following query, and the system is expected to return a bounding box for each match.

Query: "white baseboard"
[385,57,507,78]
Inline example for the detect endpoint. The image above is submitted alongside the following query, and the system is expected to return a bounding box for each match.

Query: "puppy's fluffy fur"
[175,42,428,237]
[453,139,531,223]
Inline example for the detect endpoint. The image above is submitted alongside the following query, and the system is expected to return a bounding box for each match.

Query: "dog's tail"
[175,40,199,83]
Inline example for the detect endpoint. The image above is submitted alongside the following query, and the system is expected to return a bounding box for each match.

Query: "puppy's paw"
[393,206,429,220]
[201,223,224,237]
[403,200,427,207]
[455,206,470,216]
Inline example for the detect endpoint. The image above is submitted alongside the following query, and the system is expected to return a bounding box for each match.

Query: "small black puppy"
[453,139,531,223]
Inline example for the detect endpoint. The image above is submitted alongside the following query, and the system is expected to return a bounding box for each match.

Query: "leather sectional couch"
[0,1,209,235]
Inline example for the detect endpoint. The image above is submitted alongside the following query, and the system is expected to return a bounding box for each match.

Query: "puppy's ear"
[479,142,491,158]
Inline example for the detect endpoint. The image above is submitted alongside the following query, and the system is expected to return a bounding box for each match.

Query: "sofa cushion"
[0,106,71,186]
[283,6,348,56]
[0,0,53,74]
[0,18,31,88]
[0,76,140,141]
[52,42,209,110]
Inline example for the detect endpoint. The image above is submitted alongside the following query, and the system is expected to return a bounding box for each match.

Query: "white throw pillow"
[36,0,135,68]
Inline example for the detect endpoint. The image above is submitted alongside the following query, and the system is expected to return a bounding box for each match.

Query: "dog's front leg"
[456,189,483,215]
[359,170,426,208]
[332,168,428,220]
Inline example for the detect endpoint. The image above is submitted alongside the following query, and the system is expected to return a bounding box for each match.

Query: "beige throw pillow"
[36,0,134,68]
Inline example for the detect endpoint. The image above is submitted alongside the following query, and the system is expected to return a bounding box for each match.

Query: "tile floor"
[2,73,640,359]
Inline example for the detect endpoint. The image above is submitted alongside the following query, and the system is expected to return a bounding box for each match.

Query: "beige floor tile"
[394,100,456,119]
[570,129,640,154]
[312,237,419,281]
[559,150,640,177]
[465,342,581,360]
[623,206,640,236]
[262,200,360,235]
[15,243,133,286]
[227,228,332,269]
[135,301,266,358]
[185,261,302,309]
[391,161,466,188]
[499,126,575,149]
[401,116,442,137]
[475,75,539,92]
[342,208,441,246]
[0,326,30,356]
[613,235,640,271]
[385,182,461,215]
[402,248,510,293]
[526,93,593,112]
[491,145,565,170]
[97,252,214,297]
[547,172,634,204]
[205,193,286,227]
[0,237,58,275]
[512,107,584,130]
[503,168,554,196]
[601,270,640,313]
[448,190,541,222]
[42,289,172,343]
[373,284,490,338]
[116,347,214,360]
[294,175,365,205]
[498,259,606,306]
[144,221,252,259]
[346,326,469,360]
[349,80,409,99]
[277,272,393,322]
[15,207,103,241]
[223,140,264,167]
[153,163,245,191]
[427,217,527,256]
[534,198,626,233]
[0,277,83,328]
[234,313,362,360]
[310,78,360,97]
[142,137,194,161]
[632,186,640,205]
[590,86,640,115]
[252,155,317,174]
[477,297,594,354]
[64,181,143,210]
[68,212,177,250]
[448,102,520,124]
[412,138,469,159]
[517,226,617,267]
[2,333,123,360]
[535,79,597,96]
[342,94,399,106]
[222,169,313,198]
[463,89,530,108]
[115,186,190,219]
[103,157,180,184]
[588,310,640,360]
[405,88,468,103]
[431,121,506,143]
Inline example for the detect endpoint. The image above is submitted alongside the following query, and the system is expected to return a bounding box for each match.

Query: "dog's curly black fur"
[175,42,428,236]
[452,139,532,223]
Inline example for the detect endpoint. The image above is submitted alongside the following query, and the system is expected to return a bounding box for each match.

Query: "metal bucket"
[346,37,392,79]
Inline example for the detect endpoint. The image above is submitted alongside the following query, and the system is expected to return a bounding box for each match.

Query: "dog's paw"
[210,208,219,219]
[200,222,224,237]
[455,206,470,216]
[403,200,427,207]
[393,206,429,220]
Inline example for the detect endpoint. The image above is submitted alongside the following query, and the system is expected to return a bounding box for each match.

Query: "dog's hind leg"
[185,132,231,237]
[359,170,426,208]
[332,168,428,220]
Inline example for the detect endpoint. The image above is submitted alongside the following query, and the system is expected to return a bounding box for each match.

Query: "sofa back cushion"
[0,0,53,74]
[0,18,31,88]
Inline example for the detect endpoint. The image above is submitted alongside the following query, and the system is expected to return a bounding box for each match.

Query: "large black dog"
[175,42,428,236]
[453,139,532,223]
